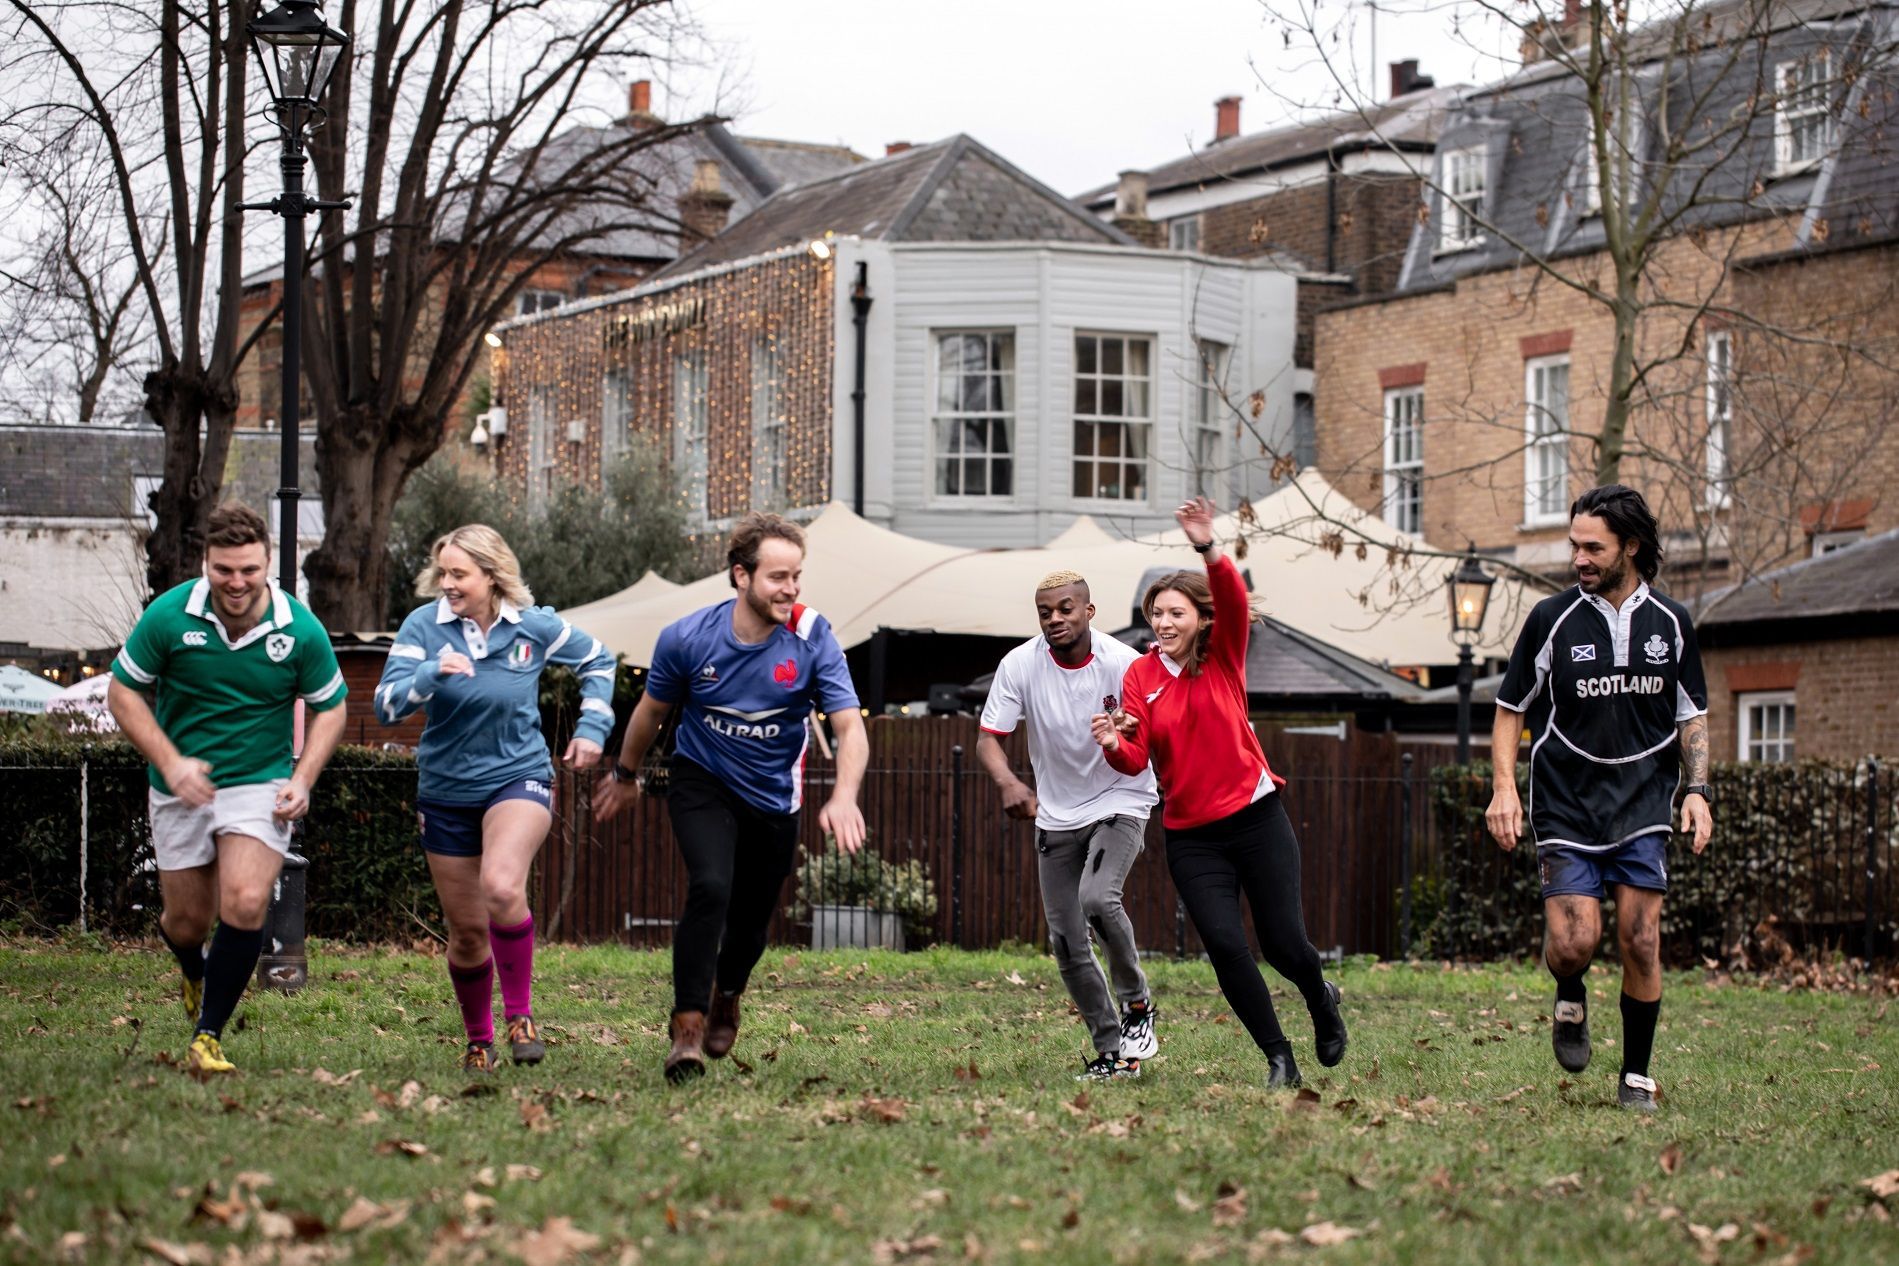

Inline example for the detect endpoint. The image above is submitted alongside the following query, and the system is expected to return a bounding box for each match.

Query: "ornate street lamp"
[243,0,351,595]
[1447,545,1496,764]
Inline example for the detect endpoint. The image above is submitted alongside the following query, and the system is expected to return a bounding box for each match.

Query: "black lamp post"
[1448,545,1496,764]
[243,0,351,595]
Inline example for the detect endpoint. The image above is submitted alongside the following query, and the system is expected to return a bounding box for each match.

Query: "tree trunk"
[1595,269,1642,486]
[140,362,237,597]
[305,403,430,629]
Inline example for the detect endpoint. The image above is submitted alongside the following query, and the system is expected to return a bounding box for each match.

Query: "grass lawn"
[2,938,1895,1265]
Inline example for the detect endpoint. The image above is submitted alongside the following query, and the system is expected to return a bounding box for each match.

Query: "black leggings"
[666,759,801,1015]
[1166,794,1327,1056]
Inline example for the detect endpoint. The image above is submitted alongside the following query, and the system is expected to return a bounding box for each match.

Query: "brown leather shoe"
[704,990,741,1059]
[664,1011,706,1084]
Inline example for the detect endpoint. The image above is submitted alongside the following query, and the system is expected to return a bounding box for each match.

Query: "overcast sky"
[662,0,1520,197]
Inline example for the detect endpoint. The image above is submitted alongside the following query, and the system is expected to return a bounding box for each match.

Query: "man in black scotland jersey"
[1485,485,1713,1113]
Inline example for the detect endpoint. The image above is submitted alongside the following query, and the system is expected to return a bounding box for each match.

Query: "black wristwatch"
[1192,539,1214,554]
[1683,783,1713,805]
[611,761,639,784]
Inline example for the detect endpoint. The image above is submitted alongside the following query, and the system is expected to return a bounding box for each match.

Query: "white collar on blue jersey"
[434,596,522,624]
[1582,580,1650,614]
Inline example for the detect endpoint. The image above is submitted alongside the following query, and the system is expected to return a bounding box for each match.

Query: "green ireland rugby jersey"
[111,580,347,793]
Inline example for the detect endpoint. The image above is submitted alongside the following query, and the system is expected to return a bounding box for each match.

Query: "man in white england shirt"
[976,570,1160,1081]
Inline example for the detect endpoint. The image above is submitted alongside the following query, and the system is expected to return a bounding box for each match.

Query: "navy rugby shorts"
[417,777,554,857]
[1538,831,1668,901]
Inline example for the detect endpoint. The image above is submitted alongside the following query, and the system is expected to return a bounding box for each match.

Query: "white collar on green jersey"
[433,597,522,625]
[184,579,292,651]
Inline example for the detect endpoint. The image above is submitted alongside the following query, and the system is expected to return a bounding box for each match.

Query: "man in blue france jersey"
[594,512,868,1082]
[1485,485,1714,1113]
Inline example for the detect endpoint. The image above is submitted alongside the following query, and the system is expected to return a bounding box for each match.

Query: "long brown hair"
[1143,571,1217,676]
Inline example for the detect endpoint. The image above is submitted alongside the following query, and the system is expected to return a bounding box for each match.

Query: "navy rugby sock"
[1620,993,1660,1078]
[1552,968,1587,1006]
[160,923,206,984]
[196,923,264,1039]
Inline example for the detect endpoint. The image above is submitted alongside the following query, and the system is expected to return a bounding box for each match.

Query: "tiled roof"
[1076,86,1465,208]
[1699,528,1899,625]
[735,136,868,190]
[0,423,319,520]
[650,135,1132,278]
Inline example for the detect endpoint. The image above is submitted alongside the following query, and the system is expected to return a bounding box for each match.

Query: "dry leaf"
[1300,1222,1362,1246]
[254,1209,295,1241]
[860,1094,907,1124]
[507,1163,544,1182]
[1004,971,1028,986]
[189,1185,248,1228]
[1660,1144,1683,1176]
[520,1101,553,1132]
[56,1231,88,1263]
[1211,1183,1248,1228]
[1862,1171,1899,1199]
[373,1139,428,1158]
[1289,1088,1322,1112]
[337,1196,411,1233]
[462,1191,497,1216]
[515,1216,602,1266]
[139,1239,212,1266]
[310,1067,362,1086]
[1175,1189,1203,1213]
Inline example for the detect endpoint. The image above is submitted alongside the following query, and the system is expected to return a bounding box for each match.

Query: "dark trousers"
[1166,794,1327,1055]
[666,759,801,1015]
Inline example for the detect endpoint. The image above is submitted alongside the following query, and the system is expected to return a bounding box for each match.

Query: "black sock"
[1620,993,1660,1078]
[196,923,264,1039]
[1553,967,1587,1005]
[160,923,206,983]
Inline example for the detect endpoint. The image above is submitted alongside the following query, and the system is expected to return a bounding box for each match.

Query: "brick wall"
[1702,636,1899,762]
[1311,222,1899,584]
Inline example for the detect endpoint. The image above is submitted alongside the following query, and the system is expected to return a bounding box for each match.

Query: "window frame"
[516,289,566,316]
[673,351,710,527]
[1168,216,1201,252]
[1581,95,1646,217]
[1382,385,1425,535]
[1436,145,1488,253]
[1523,354,1571,527]
[600,367,633,484]
[750,336,786,508]
[1775,49,1837,176]
[928,329,1018,504]
[1704,330,1733,509]
[1070,331,1157,508]
[1737,689,1797,763]
[525,387,559,516]
[1191,339,1230,501]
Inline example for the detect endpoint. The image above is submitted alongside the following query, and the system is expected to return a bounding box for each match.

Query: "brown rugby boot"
[704,990,741,1060]
[664,1010,707,1084]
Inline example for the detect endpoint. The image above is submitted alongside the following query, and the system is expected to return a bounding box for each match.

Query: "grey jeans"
[1037,814,1151,1056]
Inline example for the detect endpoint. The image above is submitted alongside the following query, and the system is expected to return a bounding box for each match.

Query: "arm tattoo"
[1679,714,1709,784]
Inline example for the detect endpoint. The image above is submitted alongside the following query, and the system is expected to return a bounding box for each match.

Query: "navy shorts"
[417,778,554,857]
[1538,832,1668,901]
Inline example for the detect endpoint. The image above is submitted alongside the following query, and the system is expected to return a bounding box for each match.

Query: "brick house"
[488,135,1300,547]
[232,81,864,432]
[1076,68,1463,462]
[1310,0,1899,595]
[1697,528,1899,761]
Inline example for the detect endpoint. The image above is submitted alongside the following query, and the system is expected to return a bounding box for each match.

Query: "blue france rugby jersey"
[1496,582,1708,852]
[645,599,860,815]
[375,598,617,803]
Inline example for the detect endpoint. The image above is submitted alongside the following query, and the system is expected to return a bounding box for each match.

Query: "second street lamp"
[1447,545,1496,764]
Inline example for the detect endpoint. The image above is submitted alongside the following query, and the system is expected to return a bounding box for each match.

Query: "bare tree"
[292,0,712,628]
[4,0,261,594]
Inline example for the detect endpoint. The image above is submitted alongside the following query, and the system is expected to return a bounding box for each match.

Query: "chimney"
[1214,95,1242,143]
[885,141,913,157]
[627,79,661,130]
[1521,0,1588,67]
[1388,60,1435,98]
[677,159,734,246]
[1109,170,1165,248]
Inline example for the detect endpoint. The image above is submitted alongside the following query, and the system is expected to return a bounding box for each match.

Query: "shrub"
[790,842,939,941]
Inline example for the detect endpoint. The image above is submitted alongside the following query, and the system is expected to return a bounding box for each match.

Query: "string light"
[493,251,838,521]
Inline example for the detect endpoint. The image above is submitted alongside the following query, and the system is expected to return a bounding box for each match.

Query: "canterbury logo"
[772,657,799,688]
[182,631,207,647]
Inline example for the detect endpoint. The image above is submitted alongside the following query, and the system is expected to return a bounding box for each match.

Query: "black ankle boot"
[1266,1047,1303,1089]
[1312,980,1347,1067]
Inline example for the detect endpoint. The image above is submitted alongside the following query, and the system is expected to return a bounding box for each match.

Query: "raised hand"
[1175,496,1216,548]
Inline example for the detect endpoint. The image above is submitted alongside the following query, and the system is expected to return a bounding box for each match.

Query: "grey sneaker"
[1618,1072,1659,1113]
[1553,997,1591,1072]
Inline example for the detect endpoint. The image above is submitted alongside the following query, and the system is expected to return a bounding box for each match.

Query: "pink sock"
[448,957,495,1044]
[489,914,535,1018]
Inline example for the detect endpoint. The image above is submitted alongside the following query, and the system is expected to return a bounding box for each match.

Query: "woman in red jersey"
[1093,497,1346,1088]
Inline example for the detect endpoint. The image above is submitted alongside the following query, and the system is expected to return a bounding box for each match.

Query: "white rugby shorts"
[148,780,293,869]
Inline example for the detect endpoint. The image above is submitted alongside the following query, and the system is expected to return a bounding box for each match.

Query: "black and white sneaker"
[1552,997,1592,1072]
[1076,1052,1141,1082]
[1618,1072,1659,1113]
[1119,999,1159,1061]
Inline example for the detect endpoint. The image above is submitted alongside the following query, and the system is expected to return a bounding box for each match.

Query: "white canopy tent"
[568,476,1533,670]
[0,664,62,714]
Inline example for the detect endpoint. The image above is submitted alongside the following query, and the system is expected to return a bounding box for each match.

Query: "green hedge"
[1421,759,1895,963]
[0,734,434,941]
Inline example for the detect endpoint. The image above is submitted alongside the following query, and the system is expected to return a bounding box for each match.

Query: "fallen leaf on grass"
[1688,1221,1741,1261]
[1175,1189,1203,1213]
[189,1186,248,1228]
[508,1164,544,1183]
[461,1191,497,1217]
[1660,1145,1683,1176]
[953,1061,982,1081]
[1004,971,1028,986]
[1542,1173,1585,1196]
[373,1139,428,1158]
[859,1094,907,1124]
[1862,1171,1899,1199]
[310,1067,362,1086]
[1300,1222,1362,1246]
[520,1101,553,1132]
[1211,1183,1247,1228]
[872,1235,944,1263]
[1497,1085,1534,1104]
[1425,1167,1456,1193]
[515,1216,601,1266]
[1289,1088,1321,1112]
[140,1238,212,1265]
[337,1196,411,1233]
[769,1195,812,1215]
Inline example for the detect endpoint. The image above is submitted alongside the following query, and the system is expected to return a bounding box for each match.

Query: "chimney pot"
[885,141,912,157]
[1114,170,1150,219]
[628,79,660,129]
[690,158,721,195]
[1389,59,1418,98]
[1214,95,1242,143]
